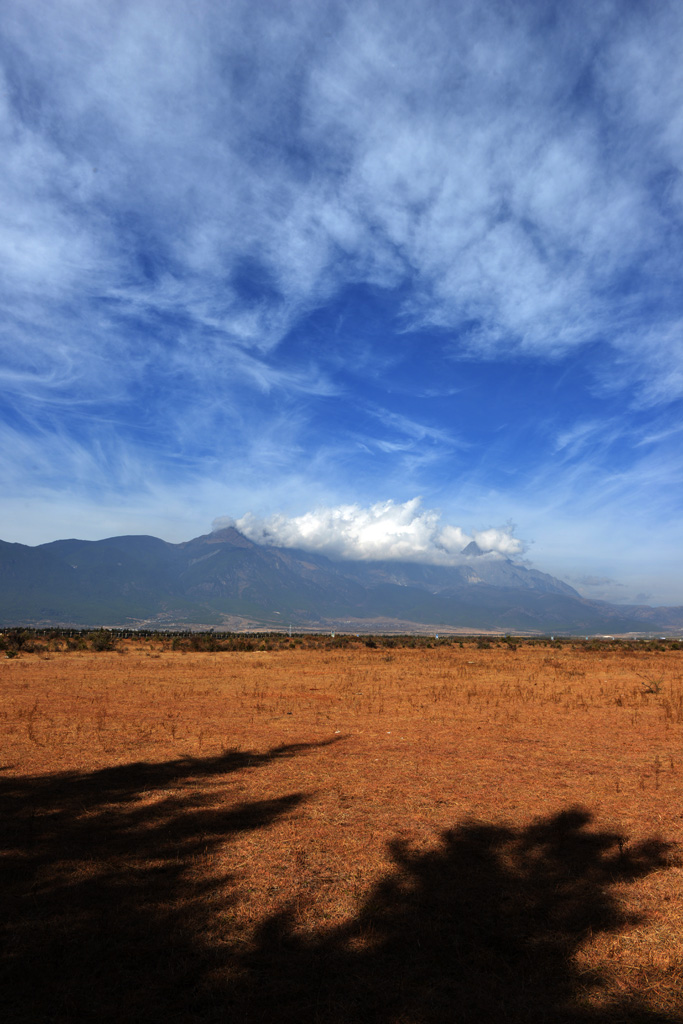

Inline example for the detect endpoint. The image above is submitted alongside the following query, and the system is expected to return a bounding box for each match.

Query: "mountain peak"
[193,527,255,549]
[461,541,485,557]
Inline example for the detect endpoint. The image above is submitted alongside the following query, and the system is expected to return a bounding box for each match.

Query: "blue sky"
[2,0,683,604]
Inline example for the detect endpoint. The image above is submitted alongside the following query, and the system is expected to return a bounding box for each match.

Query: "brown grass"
[1,643,682,1022]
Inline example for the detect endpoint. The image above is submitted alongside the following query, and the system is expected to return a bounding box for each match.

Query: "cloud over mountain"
[213,498,524,565]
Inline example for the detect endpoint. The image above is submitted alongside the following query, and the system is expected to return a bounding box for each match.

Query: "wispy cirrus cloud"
[4,0,683,402]
[2,0,683,605]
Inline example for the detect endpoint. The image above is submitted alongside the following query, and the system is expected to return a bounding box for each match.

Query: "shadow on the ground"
[237,808,679,1023]
[0,741,334,1023]
[0,744,679,1023]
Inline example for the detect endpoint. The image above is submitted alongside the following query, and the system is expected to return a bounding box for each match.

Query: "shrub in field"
[66,635,89,651]
[187,634,220,652]
[89,629,117,652]
[1,628,34,654]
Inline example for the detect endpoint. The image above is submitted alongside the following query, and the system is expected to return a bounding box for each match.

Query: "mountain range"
[1,526,681,634]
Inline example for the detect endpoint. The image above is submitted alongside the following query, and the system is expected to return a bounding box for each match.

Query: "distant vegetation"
[1,626,681,657]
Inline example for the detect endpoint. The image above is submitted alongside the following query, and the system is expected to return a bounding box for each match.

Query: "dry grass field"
[2,640,682,1022]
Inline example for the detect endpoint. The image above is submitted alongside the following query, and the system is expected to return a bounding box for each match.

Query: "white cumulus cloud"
[213,498,524,564]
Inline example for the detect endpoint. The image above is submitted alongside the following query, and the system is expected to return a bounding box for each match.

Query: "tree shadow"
[1,746,679,1023]
[235,808,679,1024]
[0,740,339,1023]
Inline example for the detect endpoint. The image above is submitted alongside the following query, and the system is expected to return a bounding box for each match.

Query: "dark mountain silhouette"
[1,526,682,633]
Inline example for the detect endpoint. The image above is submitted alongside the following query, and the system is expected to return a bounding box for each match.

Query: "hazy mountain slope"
[175,529,368,620]
[0,539,87,622]
[0,536,201,624]
[0,526,680,632]
[334,555,580,598]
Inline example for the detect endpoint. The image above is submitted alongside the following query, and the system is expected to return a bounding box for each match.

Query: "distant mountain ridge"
[0,526,681,634]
